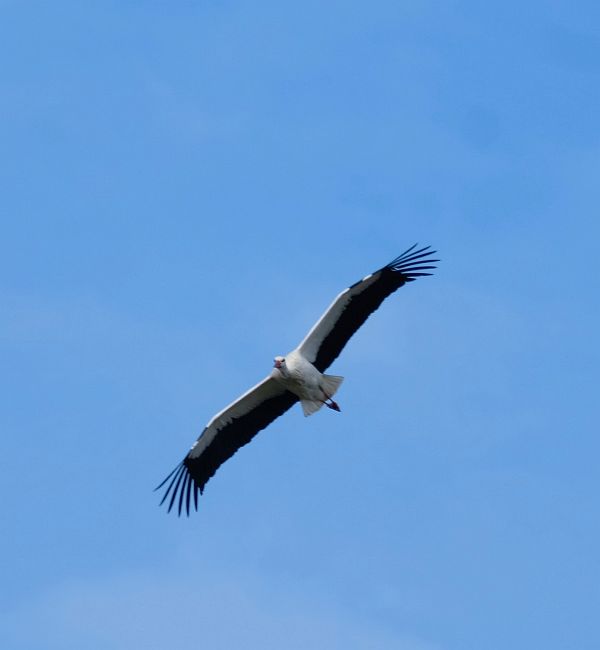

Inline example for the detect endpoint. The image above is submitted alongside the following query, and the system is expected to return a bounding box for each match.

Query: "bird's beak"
[274,360,282,369]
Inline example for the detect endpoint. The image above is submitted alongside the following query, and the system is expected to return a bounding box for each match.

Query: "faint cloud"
[2,566,442,650]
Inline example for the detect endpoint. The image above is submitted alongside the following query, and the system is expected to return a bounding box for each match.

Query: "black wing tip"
[156,459,201,517]
[387,244,439,281]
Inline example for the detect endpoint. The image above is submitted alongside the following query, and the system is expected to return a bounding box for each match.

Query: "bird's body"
[271,350,344,416]
[157,244,438,515]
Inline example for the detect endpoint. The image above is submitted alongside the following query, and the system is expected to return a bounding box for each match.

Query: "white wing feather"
[297,272,381,363]
[189,376,285,458]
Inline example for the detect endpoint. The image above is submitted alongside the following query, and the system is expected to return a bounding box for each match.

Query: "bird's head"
[273,356,286,370]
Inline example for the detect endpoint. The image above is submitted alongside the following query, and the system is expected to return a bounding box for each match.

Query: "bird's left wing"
[298,244,438,372]
[156,377,297,515]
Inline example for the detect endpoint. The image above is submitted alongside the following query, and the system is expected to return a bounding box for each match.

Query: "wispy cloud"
[3,566,441,650]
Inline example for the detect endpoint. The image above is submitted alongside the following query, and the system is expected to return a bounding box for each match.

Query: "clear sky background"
[2,2,599,649]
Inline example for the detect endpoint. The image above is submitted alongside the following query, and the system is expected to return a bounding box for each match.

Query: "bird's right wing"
[297,245,437,372]
[156,376,298,515]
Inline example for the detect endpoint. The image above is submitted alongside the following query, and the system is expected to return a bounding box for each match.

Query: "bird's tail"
[321,373,344,398]
[301,399,325,416]
[300,374,344,417]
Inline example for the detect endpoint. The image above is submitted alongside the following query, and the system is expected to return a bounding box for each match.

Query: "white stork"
[157,244,438,514]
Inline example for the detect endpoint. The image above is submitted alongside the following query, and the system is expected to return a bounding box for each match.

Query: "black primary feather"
[156,390,298,515]
[312,244,438,372]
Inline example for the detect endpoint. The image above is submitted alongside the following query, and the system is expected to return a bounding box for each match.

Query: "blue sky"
[2,1,599,648]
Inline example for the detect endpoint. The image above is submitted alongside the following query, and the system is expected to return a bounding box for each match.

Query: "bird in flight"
[157,244,438,515]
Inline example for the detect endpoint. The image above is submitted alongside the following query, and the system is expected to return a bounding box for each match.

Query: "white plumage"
[270,350,344,416]
[157,244,438,515]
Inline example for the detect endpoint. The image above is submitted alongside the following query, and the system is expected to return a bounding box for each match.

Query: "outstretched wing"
[298,244,438,372]
[156,377,298,515]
